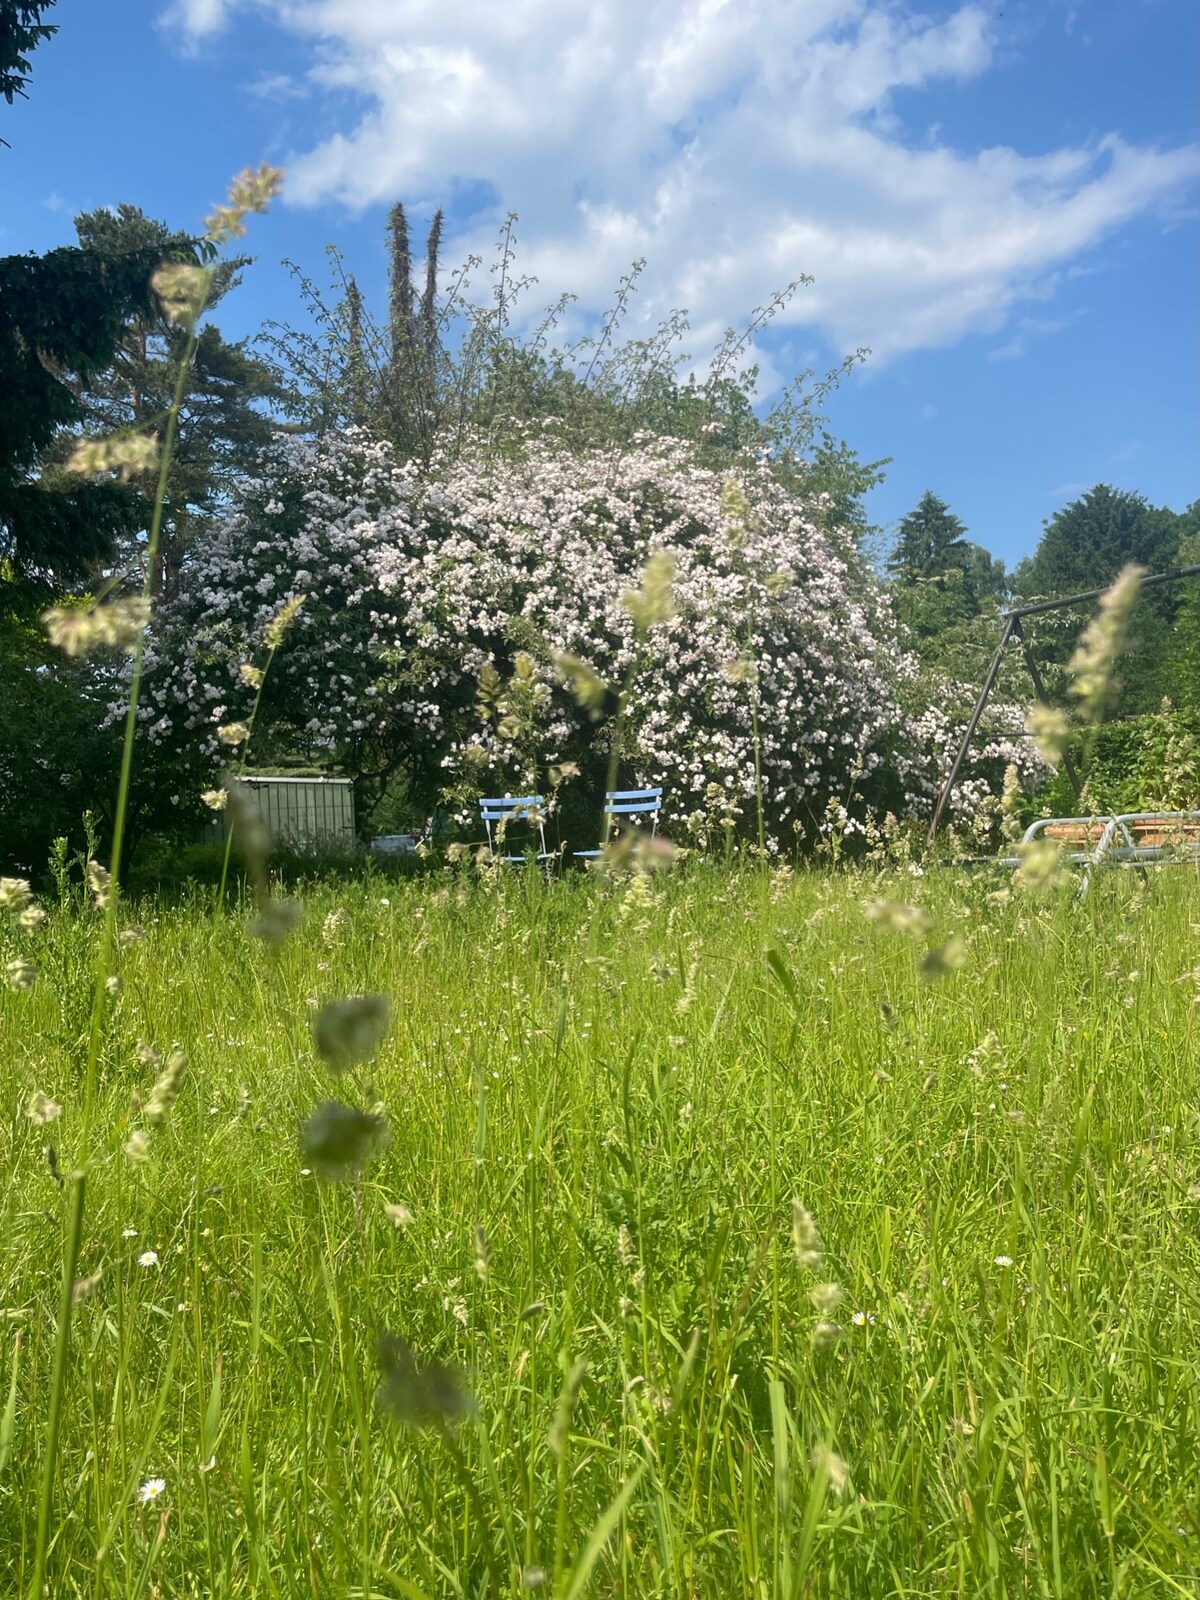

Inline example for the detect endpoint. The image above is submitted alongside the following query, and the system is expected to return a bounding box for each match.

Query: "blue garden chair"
[478,795,554,865]
[576,787,663,860]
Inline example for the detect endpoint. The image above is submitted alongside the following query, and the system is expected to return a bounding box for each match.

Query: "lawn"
[1,858,1197,1598]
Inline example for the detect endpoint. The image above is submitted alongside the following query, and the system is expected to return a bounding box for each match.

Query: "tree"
[1,1,55,136]
[138,426,1039,848]
[1014,485,1193,715]
[260,208,889,547]
[886,491,1006,643]
[69,204,285,599]
[0,239,180,589]
[1014,484,1182,599]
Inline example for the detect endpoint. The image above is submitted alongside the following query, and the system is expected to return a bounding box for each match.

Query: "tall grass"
[1,857,1196,1596]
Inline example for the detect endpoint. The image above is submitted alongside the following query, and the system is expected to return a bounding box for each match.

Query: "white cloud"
[162,0,1198,368]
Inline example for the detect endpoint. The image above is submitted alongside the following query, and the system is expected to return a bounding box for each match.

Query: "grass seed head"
[263,592,306,650]
[313,995,391,1072]
[1067,563,1146,720]
[6,958,37,992]
[144,1052,186,1125]
[810,1444,849,1496]
[920,937,968,981]
[622,549,677,633]
[25,1090,61,1125]
[1026,703,1072,765]
[248,898,304,945]
[71,1269,103,1306]
[123,1130,152,1165]
[0,876,32,912]
[865,899,930,937]
[300,1100,390,1182]
[374,1332,475,1429]
[792,1199,822,1270]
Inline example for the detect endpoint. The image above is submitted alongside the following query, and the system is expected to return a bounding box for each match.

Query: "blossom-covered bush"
[139,427,1042,849]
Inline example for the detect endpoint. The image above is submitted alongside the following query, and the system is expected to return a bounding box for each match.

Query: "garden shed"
[206,776,356,850]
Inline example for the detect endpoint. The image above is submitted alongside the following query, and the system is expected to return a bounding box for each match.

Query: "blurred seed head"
[123,1130,152,1165]
[0,877,33,912]
[18,903,48,933]
[201,789,228,812]
[792,1199,822,1270]
[65,433,159,484]
[548,1357,587,1459]
[264,592,306,650]
[552,651,607,717]
[1013,838,1070,892]
[920,938,968,981]
[313,995,391,1072]
[300,1100,390,1182]
[248,898,304,945]
[865,900,930,938]
[1067,564,1145,721]
[144,1052,186,1126]
[25,1090,61,1125]
[205,163,284,245]
[86,859,111,908]
[71,1268,103,1305]
[6,958,37,992]
[217,722,249,747]
[809,1282,842,1316]
[1026,703,1071,765]
[152,261,210,326]
[810,1444,849,1495]
[374,1332,475,1430]
[473,1224,492,1281]
[239,663,264,689]
[622,550,677,634]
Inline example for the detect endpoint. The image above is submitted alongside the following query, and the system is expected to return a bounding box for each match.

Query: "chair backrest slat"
[478,795,549,861]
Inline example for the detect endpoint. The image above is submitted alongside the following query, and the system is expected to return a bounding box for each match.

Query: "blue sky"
[3,0,1197,568]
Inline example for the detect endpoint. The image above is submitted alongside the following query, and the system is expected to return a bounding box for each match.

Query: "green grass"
[1,859,1197,1598]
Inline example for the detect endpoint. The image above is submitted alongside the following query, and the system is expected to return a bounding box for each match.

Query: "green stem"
[215,645,280,909]
[81,338,198,1131]
[29,1173,86,1600]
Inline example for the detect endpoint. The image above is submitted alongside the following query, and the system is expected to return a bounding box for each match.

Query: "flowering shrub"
[139,427,1042,849]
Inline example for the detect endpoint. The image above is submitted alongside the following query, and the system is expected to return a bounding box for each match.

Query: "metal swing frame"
[928,563,1200,843]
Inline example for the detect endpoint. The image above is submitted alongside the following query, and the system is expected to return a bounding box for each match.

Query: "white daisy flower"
[137,1250,159,1268]
[993,1255,1014,1269]
[138,1477,166,1504]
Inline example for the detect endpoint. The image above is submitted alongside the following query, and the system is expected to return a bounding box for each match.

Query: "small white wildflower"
[993,1255,1014,1269]
[137,1251,159,1268]
[137,1477,167,1504]
[122,1228,138,1238]
[850,1311,876,1327]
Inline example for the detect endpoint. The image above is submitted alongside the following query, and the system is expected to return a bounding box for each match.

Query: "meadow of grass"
[1,856,1197,1598]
